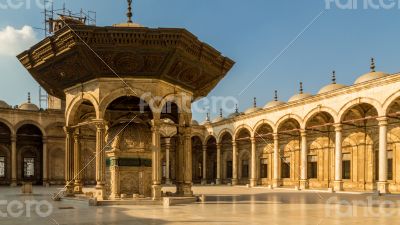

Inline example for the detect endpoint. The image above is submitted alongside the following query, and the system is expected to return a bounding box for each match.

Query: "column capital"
[216,143,222,149]
[42,136,48,144]
[377,117,388,126]
[232,141,237,146]
[63,126,74,134]
[250,137,256,143]
[273,133,279,140]
[93,120,106,129]
[11,134,17,142]
[164,137,171,145]
[202,144,207,151]
[334,124,342,132]
[300,129,307,137]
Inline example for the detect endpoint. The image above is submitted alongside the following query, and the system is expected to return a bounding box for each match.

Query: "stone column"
[250,137,257,187]
[183,129,193,196]
[110,161,120,200]
[201,144,207,185]
[42,137,49,187]
[300,130,309,190]
[377,117,389,193]
[95,121,106,200]
[273,133,281,187]
[10,135,17,187]
[73,130,82,194]
[64,127,74,196]
[334,124,343,191]
[232,141,238,186]
[216,143,222,185]
[175,131,184,194]
[165,137,172,185]
[151,121,162,200]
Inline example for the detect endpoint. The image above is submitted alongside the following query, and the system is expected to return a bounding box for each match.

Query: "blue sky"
[0,0,400,121]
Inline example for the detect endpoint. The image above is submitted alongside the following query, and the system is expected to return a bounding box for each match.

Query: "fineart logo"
[325,196,400,217]
[0,200,53,218]
[325,0,400,9]
[0,0,51,10]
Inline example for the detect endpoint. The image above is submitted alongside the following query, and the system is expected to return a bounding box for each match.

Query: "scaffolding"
[41,0,96,37]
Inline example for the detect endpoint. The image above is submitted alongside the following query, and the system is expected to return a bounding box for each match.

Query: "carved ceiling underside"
[17,25,235,99]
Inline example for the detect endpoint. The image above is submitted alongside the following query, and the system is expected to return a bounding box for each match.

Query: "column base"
[216,179,221,185]
[182,183,193,197]
[333,180,343,192]
[299,179,309,190]
[152,184,162,200]
[165,179,173,185]
[10,180,17,187]
[74,181,83,194]
[250,179,257,187]
[64,184,75,197]
[377,181,389,194]
[95,184,106,200]
[231,178,238,186]
[273,179,282,188]
[201,179,207,185]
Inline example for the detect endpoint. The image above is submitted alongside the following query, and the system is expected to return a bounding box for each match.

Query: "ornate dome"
[0,100,11,109]
[264,90,285,109]
[244,98,262,114]
[354,58,388,84]
[288,82,312,102]
[318,71,347,94]
[191,120,199,126]
[19,93,39,111]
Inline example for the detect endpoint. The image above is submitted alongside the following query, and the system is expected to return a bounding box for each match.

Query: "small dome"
[288,82,312,102]
[355,71,388,84]
[264,100,285,109]
[264,90,285,109]
[212,116,225,123]
[191,120,199,126]
[19,102,39,111]
[318,83,347,94]
[245,97,262,114]
[228,105,242,118]
[212,109,225,123]
[228,112,241,118]
[244,107,261,114]
[19,92,39,111]
[355,58,388,84]
[0,100,11,109]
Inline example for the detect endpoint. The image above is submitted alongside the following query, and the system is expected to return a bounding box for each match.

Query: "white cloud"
[0,25,38,56]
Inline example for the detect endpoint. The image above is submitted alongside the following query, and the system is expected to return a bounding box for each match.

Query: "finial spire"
[274,90,278,101]
[299,82,303,94]
[332,70,336,84]
[28,92,31,103]
[253,97,257,108]
[219,108,223,117]
[235,104,239,113]
[206,110,210,122]
[370,57,376,72]
[127,0,133,23]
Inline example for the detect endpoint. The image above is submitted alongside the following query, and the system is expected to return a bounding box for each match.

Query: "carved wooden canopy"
[17,24,235,99]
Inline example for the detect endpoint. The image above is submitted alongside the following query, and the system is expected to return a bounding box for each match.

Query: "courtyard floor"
[0,185,400,225]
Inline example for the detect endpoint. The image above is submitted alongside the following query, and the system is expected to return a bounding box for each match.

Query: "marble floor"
[0,185,399,225]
